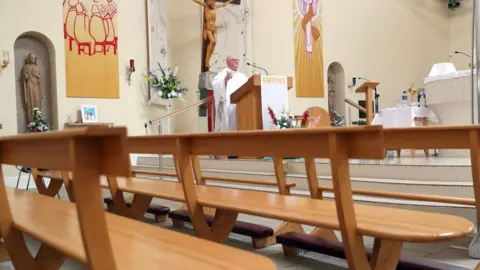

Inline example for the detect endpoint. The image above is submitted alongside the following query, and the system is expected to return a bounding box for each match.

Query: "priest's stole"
[292,0,324,98]
[63,0,119,99]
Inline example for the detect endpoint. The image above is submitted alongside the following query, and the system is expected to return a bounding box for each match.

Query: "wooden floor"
[0,188,477,270]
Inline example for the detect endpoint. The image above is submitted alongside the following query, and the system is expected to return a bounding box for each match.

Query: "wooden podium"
[231,75,293,131]
[355,82,379,125]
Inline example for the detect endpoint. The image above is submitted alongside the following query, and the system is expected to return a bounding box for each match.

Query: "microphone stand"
[247,63,269,75]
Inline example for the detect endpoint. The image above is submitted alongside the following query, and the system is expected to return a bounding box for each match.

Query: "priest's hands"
[224,71,233,85]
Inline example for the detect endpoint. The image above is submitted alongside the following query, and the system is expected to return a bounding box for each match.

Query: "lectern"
[231,75,293,131]
[355,82,379,125]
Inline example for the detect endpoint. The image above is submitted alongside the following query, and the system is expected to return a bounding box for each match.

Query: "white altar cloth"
[371,107,439,128]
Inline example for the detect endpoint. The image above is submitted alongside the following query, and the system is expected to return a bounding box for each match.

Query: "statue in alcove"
[328,75,336,113]
[23,53,42,122]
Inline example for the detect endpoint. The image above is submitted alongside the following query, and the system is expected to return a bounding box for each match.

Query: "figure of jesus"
[296,0,320,60]
[192,0,233,70]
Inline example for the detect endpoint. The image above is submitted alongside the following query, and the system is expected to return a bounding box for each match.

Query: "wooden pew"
[143,156,303,249]
[277,126,480,269]
[71,155,300,249]
[114,126,473,269]
[0,128,275,270]
[32,170,172,223]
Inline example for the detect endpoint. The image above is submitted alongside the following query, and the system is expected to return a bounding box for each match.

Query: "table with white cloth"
[372,107,439,157]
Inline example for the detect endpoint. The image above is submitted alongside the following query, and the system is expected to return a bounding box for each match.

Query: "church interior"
[1,0,480,269]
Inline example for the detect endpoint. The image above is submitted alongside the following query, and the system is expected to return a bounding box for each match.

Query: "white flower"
[178,93,183,98]
[168,93,172,98]
[157,91,163,97]
[171,92,177,97]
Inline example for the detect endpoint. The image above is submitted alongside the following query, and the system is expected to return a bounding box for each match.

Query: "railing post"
[158,124,163,181]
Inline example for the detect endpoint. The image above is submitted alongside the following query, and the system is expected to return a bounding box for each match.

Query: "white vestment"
[212,68,248,132]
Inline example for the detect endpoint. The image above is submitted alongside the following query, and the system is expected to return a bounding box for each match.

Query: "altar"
[424,69,477,126]
[424,66,478,157]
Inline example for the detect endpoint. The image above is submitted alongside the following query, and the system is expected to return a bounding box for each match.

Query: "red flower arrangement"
[268,106,278,125]
[300,110,309,128]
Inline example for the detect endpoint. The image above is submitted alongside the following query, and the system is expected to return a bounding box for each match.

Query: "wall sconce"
[127,59,135,85]
[1,51,10,69]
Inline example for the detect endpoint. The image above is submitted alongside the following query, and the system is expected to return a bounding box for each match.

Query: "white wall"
[0,0,471,176]
[168,0,452,125]
[0,0,166,177]
[449,1,473,71]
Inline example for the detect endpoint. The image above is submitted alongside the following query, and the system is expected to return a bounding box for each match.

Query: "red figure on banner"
[63,0,118,56]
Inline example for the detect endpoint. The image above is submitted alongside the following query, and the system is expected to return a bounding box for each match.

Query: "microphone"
[247,63,269,75]
[454,51,471,58]
[357,77,371,82]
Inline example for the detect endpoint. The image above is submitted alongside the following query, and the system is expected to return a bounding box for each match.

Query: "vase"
[147,94,173,109]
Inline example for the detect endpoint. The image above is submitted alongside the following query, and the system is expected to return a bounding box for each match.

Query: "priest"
[212,55,248,132]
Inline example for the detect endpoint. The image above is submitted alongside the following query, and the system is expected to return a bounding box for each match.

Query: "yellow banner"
[292,0,324,98]
[63,0,119,98]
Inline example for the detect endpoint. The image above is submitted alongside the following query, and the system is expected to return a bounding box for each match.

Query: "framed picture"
[81,105,98,123]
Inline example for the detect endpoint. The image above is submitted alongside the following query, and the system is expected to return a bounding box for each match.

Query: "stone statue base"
[198,71,218,91]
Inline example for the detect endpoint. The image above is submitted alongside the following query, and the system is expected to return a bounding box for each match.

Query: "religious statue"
[296,0,320,60]
[23,53,42,122]
[328,76,336,113]
[192,0,233,70]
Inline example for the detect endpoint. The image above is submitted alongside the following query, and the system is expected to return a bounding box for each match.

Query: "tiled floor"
[2,191,479,270]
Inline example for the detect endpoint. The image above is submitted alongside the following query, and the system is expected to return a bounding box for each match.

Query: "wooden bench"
[32,170,172,223]
[0,127,274,269]
[277,126,480,269]
[35,161,299,248]
[115,126,473,269]
[137,155,301,248]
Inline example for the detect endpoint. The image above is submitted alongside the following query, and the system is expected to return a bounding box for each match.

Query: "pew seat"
[169,209,274,240]
[276,232,468,270]
[104,197,170,222]
[8,187,274,269]
[115,177,473,243]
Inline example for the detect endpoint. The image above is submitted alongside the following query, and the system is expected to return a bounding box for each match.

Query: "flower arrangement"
[144,63,188,100]
[27,108,50,132]
[267,106,310,129]
[299,110,309,128]
[330,110,345,126]
[268,106,293,129]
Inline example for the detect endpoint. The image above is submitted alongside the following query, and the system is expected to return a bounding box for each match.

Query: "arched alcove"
[14,32,57,133]
[327,62,346,118]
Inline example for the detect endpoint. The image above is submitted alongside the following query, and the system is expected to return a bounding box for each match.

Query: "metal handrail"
[344,98,367,113]
[149,96,214,125]
[147,96,214,181]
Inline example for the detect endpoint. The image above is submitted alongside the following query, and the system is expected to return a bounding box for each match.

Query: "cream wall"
[252,0,451,116]
[168,0,452,128]
[449,1,473,70]
[166,0,203,134]
[0,0,165,177]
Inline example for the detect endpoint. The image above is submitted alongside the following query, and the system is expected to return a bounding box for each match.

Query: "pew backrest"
[127,126,386,269]
[0,127,130,269]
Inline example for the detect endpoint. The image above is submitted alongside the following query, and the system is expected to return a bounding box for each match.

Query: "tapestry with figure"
[63,0,119,98]
[292,0,324,98]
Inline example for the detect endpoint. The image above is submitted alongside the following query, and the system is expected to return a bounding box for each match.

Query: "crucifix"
[191,0,240,72]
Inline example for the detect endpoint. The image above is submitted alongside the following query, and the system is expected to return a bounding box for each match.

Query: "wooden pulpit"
[355,82,379,125]
[231,75,293,131]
